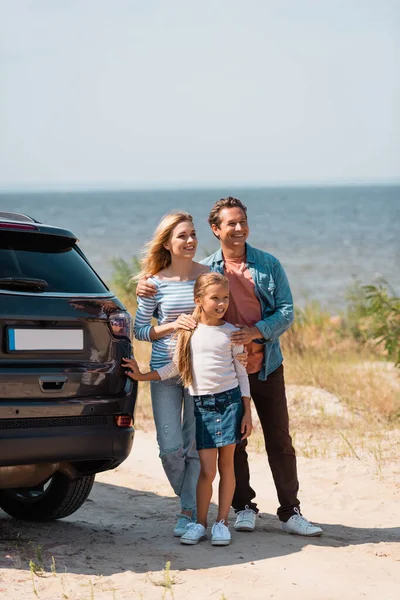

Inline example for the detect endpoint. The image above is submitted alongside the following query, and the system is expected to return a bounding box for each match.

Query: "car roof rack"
[0,212,40,223]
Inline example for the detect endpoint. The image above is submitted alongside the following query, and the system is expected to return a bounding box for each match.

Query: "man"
[137,197,322,536]
[201,197,322,536]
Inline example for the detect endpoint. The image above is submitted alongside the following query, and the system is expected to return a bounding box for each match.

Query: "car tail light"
[0,222,39,230]
[108,311,132,339]
[115,415,133,427]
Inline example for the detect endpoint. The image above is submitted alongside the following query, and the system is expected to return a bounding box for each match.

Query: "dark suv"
[0,212,137,521]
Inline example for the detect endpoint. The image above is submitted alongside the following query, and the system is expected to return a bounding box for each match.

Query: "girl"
[125,212,207,537]
[124,272,252,546]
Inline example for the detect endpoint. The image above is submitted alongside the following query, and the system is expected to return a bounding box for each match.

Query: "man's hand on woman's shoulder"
[136,263,209,298]
[136,276,157,298]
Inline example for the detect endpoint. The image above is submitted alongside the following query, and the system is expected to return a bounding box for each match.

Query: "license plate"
[7,328,84,351]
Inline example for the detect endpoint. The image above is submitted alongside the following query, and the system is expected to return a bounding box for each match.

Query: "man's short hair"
[208,197,248,229]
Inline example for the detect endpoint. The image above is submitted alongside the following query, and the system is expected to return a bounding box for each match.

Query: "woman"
[127,212,209,537]
[125,273,252,547]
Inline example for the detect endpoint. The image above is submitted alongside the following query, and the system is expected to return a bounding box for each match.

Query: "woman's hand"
[241,410,253,440]
[173,313,197,331]
[136,276,157,298]
[236,350,248,368]
[122,357,145,381]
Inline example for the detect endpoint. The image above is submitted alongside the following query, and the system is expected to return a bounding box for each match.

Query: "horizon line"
[1,179,400,194]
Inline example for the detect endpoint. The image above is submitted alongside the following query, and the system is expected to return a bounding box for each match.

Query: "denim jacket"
[201,243,294,380]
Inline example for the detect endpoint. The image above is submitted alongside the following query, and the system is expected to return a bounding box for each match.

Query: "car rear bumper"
[0,391,136,473]
[0,419,134,470]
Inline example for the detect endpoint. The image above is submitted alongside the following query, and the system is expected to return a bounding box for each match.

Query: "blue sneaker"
[173,513,194,537]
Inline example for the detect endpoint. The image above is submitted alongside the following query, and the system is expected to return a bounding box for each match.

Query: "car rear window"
[0,231,108,293]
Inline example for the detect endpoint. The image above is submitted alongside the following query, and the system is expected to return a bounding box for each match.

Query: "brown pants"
[232,364,300,522]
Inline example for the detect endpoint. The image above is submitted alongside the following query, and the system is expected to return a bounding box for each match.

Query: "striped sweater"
[133,277,196,369]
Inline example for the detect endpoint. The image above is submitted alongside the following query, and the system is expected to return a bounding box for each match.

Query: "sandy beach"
[1,423,399,600]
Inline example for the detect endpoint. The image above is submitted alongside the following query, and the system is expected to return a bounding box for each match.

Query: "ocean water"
[1,185,399,310]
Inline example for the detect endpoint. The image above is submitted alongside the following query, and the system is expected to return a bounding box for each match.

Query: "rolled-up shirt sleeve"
[255,260,294,341]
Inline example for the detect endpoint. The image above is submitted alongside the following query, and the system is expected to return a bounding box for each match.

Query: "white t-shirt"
[156,322,251,397]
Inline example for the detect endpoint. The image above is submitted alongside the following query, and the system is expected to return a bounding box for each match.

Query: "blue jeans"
[150,377,200,512]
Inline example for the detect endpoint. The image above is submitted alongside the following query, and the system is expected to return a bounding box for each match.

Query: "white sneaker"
[281,508,323,537]
[211,521,231,546]
[180,523,207,545]
[234,505,256,532]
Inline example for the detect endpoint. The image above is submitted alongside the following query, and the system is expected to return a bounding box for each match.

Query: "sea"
[1,185,399,311]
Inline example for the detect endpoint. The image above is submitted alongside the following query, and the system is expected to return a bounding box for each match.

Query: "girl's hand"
[136,276,157,298]
[122,357,145,381]
[241,411,253,440]
[236,350,248,368]
[173,313,197,331]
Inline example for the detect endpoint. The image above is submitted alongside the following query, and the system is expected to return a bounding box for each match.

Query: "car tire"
[0,472,95,521]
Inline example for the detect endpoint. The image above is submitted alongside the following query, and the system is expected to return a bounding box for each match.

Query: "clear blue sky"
[0,0,399,189]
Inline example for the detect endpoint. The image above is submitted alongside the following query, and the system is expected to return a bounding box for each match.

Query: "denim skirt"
[193,386,243,450]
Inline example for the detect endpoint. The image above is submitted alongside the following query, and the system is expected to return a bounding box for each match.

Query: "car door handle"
[39,376,67,392]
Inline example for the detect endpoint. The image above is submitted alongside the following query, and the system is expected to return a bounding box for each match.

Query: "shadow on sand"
[0,479,399,576]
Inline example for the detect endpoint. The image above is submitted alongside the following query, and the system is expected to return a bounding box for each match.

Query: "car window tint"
[0,232,108,293]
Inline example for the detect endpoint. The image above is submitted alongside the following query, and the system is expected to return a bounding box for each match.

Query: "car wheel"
[0,472,95,521]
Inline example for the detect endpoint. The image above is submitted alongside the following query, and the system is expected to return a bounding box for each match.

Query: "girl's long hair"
[135,212,194,280]
[175,272,229,387]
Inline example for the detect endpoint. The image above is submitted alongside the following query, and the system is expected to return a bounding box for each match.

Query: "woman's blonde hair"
[175,272,229,387]
[136,212,194,279]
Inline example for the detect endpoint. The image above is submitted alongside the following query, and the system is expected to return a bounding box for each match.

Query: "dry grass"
[248,412,400,480]
[280,311,400,424]
[265,315,399,465]
[132,337,153,426]
[283,351,400,422]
